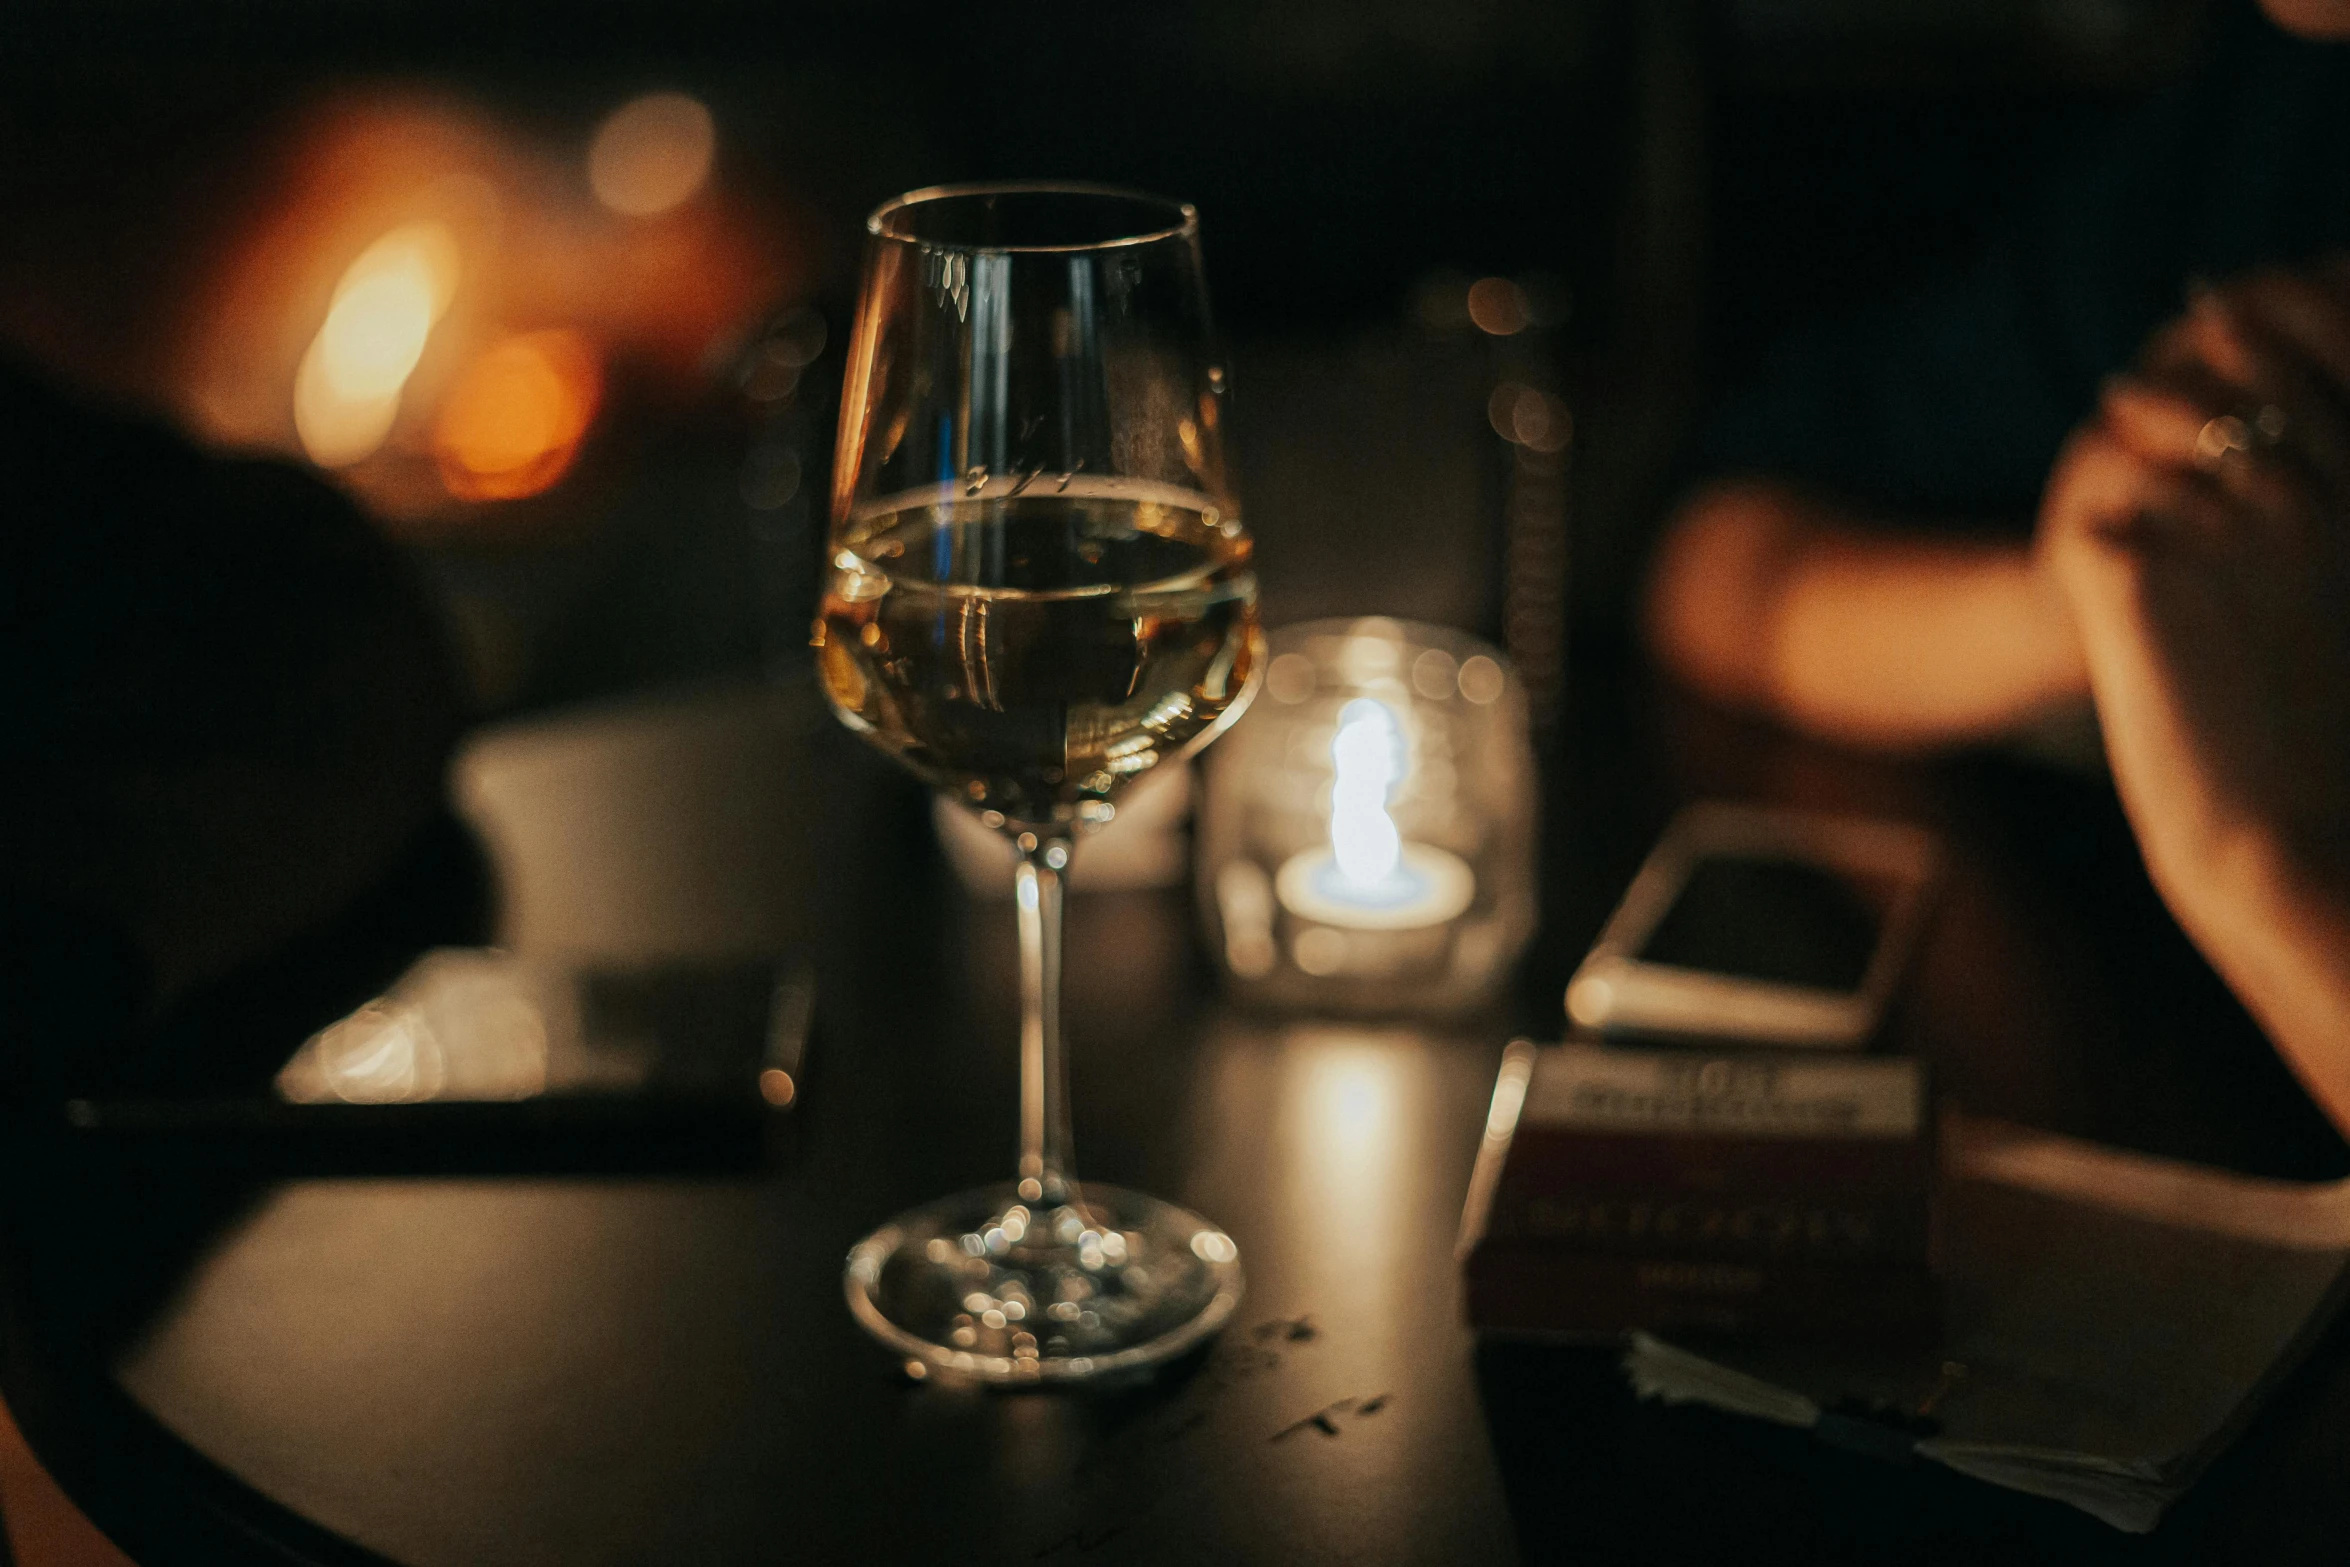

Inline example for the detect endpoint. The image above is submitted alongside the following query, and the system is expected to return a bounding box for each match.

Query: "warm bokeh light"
[293,222,459,467]
[1487,381,1571,453]
[1466,275,1530,336]
[163,91,787,523]
[431,328,603,500]
[292,359,401,469]
[588,93,717,217]
[316,224,459,397]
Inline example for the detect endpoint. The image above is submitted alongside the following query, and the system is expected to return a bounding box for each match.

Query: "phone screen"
[1633,855,1887,993]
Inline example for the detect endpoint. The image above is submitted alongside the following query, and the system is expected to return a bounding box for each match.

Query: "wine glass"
[816,183,1261,1383]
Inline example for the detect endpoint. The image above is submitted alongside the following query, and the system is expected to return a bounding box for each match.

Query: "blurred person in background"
[1644,0,2350,1130]
[0,350,469,1095]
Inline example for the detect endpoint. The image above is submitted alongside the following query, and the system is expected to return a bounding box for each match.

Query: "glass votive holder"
[1197,616,1538,1016]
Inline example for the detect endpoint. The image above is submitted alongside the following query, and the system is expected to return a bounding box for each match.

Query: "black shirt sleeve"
[1691,6,2350,530]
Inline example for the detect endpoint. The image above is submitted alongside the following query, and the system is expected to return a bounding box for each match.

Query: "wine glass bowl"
[816,483,1257,830]
[818,183,1258,1383]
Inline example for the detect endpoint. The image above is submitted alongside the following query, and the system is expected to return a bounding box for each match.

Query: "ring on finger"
[2195,414,2253,472]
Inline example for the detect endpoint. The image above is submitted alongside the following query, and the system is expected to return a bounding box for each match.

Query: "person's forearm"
[1767,524,2086,745]
[2169,837,2350,1137]
[1646,480,2087,748]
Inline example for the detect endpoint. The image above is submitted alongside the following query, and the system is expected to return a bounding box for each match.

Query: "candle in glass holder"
[1274,698,1474,930]
[1197,617,1536,1016]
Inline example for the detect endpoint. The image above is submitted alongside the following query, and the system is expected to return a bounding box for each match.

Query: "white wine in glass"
[818,184,1260,1383]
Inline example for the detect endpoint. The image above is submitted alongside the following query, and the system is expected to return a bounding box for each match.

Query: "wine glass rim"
[867,181,1198,253]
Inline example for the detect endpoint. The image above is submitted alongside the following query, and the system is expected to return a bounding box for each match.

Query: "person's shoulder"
[0,347,401,575]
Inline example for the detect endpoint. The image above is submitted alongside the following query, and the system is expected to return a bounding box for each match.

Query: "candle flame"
[1329,698,1404,888]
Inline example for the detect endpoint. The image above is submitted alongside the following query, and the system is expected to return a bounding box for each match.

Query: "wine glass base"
[844,1181,1242,1385]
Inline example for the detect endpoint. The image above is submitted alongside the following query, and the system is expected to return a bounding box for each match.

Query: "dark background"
[0,0,2212,715]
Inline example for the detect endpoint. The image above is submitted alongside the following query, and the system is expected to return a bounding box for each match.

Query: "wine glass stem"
[1014,833,1077,1207]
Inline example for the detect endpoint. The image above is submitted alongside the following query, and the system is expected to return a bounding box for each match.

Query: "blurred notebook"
[1623,1114,2350,1532]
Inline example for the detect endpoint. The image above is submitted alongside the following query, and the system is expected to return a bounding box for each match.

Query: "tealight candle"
[1274,698,1475,930]
[1197,617,1536,1016]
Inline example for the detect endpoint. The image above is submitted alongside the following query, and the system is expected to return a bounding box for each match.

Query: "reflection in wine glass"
[817,184,1261,1383]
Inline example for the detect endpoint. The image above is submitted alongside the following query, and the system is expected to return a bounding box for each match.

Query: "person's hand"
[2039,262,2350,1124]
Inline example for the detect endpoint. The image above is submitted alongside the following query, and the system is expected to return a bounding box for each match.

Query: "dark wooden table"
[7,663,2350,1566]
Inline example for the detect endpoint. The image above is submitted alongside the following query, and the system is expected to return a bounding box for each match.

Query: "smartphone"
[1565,803,1936,1049]
[58,950,815,1173]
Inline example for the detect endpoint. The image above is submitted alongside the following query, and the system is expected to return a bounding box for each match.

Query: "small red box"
[1459,1040,1939,1344]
